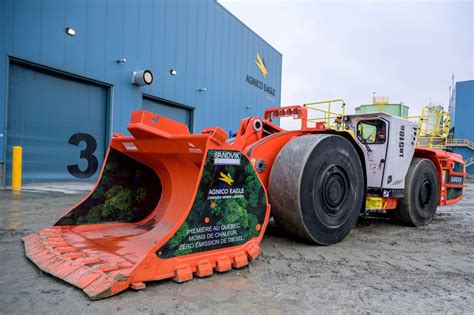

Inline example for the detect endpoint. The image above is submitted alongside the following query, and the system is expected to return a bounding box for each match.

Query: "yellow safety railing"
[447,139,474,150]
[465,157,474,167]
[304,99,346,130]
[403,105,450,148]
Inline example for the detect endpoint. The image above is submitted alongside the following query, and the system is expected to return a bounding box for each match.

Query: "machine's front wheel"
[394,158,439,226]
[268,134,365,245]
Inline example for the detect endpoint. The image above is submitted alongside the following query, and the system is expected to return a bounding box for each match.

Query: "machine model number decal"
[449,175,464,185]
[411,127,418,146]
[399,125,405,157]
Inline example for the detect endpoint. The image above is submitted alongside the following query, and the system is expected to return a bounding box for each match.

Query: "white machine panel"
[344,113,417,190]
[382,115,417,189]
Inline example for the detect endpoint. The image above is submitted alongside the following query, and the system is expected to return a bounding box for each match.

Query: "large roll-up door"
[6,63,108,184]
[142,95,193,130]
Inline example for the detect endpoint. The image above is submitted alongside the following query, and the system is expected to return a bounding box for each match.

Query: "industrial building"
[0,0,282,186]
[449,79,474,175]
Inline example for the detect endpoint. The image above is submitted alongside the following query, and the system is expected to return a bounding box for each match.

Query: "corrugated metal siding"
[453,80,474,140]
[0,0,282,166]
[453,80,474,174]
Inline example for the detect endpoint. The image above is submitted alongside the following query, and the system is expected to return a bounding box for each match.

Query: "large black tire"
[268,134,365,245]
[394,158,439,226]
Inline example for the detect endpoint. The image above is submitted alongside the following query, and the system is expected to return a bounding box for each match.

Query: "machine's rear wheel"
[394,158,439,226]
[268,134,365,245]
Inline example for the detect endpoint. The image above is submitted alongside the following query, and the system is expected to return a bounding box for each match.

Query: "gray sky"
[220,0,473,118]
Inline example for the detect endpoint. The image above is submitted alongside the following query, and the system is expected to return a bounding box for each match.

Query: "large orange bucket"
[23,110,270,299]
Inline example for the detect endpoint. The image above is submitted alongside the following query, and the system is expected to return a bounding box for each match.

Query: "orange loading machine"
[23,104,466,299]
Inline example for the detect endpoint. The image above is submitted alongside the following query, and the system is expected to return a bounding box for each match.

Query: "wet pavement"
[0,183,473,314]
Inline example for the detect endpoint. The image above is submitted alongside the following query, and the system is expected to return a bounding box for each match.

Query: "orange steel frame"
[23,105,466,299]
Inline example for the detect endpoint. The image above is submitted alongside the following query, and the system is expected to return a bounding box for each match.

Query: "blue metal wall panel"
[193,3,208,130]
[40,0,66,68]
[103,0,124,133]
[137,0,154,69]
[453,80,474,174]
[174,0,188,104]
[211,4,222,126]
[183,0,198,108]
[0,0,282,183]
[64,0,88,74]
[149,0,167,99]
[162,0,177,102]
[13,0,42,61]
[454,80,474,140]
[85,0,107,80]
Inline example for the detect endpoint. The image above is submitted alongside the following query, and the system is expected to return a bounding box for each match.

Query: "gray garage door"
[142,96,192,130]
[6,63,107,184]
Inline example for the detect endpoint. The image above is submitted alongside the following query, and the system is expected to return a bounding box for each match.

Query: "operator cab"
[343,113,418,196]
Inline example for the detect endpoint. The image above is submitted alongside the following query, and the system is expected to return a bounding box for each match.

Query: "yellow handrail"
[403,105,450,148]
[465,157,474,167]
[304,99,346,129]
[447,139,474,150]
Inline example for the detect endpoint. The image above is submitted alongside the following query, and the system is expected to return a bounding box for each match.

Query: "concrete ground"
[0,183,473,314]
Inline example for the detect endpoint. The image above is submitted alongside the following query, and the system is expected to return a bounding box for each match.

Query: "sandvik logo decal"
[214,151,241,165]
[255,53,268,77]
[218,172,234,186]
[449,175,464,185]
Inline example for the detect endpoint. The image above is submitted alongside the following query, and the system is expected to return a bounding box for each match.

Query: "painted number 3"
[67,133,99,178]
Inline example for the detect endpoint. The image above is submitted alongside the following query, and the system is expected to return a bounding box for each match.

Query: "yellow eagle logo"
[255,53,268,78]
[218,172,234,185]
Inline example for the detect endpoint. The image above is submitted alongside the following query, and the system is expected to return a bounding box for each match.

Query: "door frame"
[2,56,113,188]
[355,117,390,188]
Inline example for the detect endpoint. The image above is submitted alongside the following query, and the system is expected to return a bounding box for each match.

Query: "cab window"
[357,120,386,144]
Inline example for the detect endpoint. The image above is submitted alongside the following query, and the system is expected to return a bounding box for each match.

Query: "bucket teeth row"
[23,229,135,299]
[173,244,262,283]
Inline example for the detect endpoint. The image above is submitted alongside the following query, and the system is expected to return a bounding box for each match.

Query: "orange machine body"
[23,106,466,299]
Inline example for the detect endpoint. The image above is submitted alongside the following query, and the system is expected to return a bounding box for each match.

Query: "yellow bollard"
[12,146,22,191]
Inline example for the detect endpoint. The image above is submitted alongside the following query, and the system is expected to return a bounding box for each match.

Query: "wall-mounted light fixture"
[198,88,207,92]
[169,69,177,76]
[132,70,154,86]
[117,58,127,64]
[65,27,76,36]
